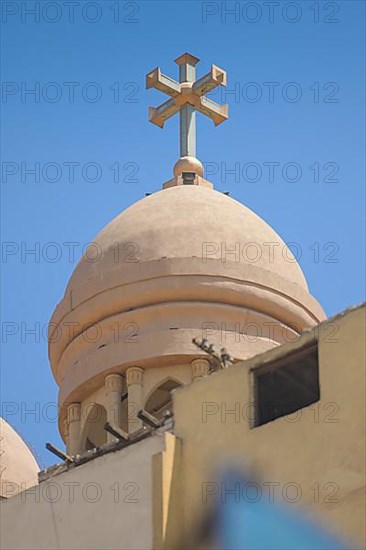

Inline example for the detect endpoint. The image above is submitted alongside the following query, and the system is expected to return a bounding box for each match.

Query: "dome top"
[68,185,308,292]
[0,418,39,498]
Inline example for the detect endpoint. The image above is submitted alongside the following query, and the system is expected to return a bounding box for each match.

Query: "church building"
[1,53,365,550]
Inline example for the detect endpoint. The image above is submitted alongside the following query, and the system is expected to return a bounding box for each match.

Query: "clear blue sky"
[1,0,365,467]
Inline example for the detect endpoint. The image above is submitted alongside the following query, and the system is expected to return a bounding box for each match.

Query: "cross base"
[163,173,213,190]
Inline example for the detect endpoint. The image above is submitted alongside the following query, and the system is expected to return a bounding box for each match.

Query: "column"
[126,366,144,434]
[191,358,210,380]
[64,418,70,455]
[66,403,81,456]
[105,373,125,442]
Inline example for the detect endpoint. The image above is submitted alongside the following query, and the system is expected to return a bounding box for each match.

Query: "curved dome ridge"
[67,186,308,292]
[0,417,39,498]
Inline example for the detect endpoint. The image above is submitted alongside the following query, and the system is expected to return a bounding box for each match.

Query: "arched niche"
[144,379,182,420]
[80,403,107,451]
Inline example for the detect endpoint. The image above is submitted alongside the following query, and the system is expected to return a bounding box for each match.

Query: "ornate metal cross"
[146,53,228,158]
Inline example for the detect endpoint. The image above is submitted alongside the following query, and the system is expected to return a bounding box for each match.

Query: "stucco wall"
[0,433,168,550]
[173,304,366,548]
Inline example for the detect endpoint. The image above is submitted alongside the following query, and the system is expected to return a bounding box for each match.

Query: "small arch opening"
[144,379,182,420]
[81,403,107,451]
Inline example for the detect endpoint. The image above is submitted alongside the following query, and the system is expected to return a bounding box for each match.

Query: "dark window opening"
[253,345,320,427]
[182,172,195,184]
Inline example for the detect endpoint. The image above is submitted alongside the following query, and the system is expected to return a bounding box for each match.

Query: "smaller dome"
[173,156,203,177]
[0,418,39,498]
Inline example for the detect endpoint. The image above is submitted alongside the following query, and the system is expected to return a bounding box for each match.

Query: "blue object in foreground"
[216,471,348,550]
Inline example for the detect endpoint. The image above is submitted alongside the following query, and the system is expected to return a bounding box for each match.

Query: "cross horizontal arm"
[192,65,227,96]
[148,97,180,128]
[196,96,228,126]
[146,67,180,97]
[146,53,229,155]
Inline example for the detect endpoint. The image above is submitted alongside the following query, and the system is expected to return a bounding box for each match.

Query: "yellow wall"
[172,304,366,548]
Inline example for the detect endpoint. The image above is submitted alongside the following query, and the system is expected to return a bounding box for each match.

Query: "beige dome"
[49,185,325,440]
[67,186,307,291]
[0,418,39,498]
